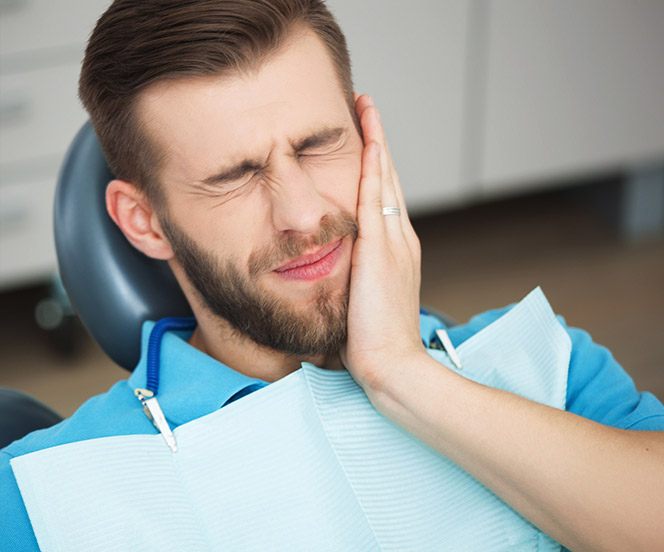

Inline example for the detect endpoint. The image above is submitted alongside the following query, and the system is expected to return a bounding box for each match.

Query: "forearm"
[366,353,664,552]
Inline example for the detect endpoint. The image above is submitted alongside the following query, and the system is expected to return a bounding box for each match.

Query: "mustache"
[248,211,358,276]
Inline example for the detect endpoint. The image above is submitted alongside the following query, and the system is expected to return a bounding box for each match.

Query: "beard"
[159,210,358,357]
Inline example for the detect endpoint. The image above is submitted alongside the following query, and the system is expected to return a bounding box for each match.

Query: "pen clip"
[435,329,463,370]
[134,388,178,453]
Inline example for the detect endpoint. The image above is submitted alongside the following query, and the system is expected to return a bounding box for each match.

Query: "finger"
[358,103,391,188]
[356,96,418,255]
[358,106,406,243]
[360,100,416,246]
[356,141,385,242]
[356,100,421,308]
[354,94,374,149]
[358,97,391,165]
[355,95,374,132]
[384,154,417,248]
[363,116,412,256]
[389,168,420,258]
[356,99,401,207]
[355,96,400,182]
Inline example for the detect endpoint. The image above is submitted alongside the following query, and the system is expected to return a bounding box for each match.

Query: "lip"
[273,239,344,281]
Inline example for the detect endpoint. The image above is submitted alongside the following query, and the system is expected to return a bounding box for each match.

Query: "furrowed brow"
[199,126,346,186]
[292,126,346,152]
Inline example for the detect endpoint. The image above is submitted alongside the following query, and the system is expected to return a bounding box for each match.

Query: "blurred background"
[1,0,663,417]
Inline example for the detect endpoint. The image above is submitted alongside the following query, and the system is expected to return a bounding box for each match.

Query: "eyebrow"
[290,126,346,152]
[200,126,347,187]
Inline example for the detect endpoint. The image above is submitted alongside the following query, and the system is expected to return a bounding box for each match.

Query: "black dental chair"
[0,122,191,448]
[0,122,455,449]
[0,390,63,448]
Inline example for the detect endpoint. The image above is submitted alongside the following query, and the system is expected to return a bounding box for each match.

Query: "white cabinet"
[0,0,112,289]
[0,62,83,166]
[0,0,108,58]
[1,1,663,289]
[327,0,472,212]
[477,0,664,194]
[0,175,56,285]
[332,0,664,206]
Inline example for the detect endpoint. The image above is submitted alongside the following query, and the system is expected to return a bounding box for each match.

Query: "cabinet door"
[0,0,112,59]
[0,62,85,166]
[0,176,57,289]
[478,0,664,194]
[326,0,471,213]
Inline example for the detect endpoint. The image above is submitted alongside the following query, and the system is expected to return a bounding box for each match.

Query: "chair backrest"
[54,122,192,371]
[53,122,458,371]
[2,123,459,448]
[0,389,63,448]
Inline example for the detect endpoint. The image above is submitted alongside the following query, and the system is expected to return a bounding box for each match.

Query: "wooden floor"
[1,184,663,417]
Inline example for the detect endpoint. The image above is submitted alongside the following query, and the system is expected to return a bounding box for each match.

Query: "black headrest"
[0,389,63,448]
[54,122,192,371]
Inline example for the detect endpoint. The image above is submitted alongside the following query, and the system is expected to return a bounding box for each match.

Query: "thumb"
[339,344,349,370]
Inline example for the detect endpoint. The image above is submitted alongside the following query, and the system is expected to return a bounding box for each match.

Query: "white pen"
[134,388,178,453]
[435,328,463,371]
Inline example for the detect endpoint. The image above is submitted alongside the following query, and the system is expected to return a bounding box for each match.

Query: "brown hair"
[79,0,354,204]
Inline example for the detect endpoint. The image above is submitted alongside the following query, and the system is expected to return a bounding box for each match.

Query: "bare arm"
[343,93,664,551]
[363,352,664,552]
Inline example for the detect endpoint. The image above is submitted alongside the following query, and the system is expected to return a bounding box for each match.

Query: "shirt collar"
[127,312,454,426]
[128,321,268,426]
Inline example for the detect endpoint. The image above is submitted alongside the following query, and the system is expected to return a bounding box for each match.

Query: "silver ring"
[382,207,401,216]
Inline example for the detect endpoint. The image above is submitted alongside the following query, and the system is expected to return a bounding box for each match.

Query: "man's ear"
[105,179,174,260]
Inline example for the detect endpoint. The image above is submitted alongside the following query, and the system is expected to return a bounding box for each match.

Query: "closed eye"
[208,171,260,196]
[298,150,332,158]
[292,127,347,157]
[297,142,345,159]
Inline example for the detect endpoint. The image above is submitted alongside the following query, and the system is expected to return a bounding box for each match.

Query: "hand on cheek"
[340,94,425,394]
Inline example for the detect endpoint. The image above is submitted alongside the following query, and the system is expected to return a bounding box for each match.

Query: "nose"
[269,159,332,235]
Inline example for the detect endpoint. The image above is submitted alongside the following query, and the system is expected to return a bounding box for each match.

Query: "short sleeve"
[0,451,40,550]
[565,325,664,430]
[447,303,664,431]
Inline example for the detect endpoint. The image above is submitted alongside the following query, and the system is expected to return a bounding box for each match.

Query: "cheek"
[178,204,257,267]
[309,154,362,214]
[344,139,364,214]
[343,158,362,217]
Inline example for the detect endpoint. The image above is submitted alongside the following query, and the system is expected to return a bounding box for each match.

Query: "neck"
[187,310,344,383]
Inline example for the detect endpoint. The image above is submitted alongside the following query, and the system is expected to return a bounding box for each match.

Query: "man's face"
[138,28,363,356]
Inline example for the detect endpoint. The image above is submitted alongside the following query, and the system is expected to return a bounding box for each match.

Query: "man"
[1,1,663,550]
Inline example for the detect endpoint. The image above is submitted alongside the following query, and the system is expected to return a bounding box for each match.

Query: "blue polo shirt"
[2,306,664,550]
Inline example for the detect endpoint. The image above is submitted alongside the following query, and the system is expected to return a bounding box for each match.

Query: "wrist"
[363,350,455,419]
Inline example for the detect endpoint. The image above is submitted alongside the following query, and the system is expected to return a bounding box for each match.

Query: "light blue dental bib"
[11,288,569,551]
